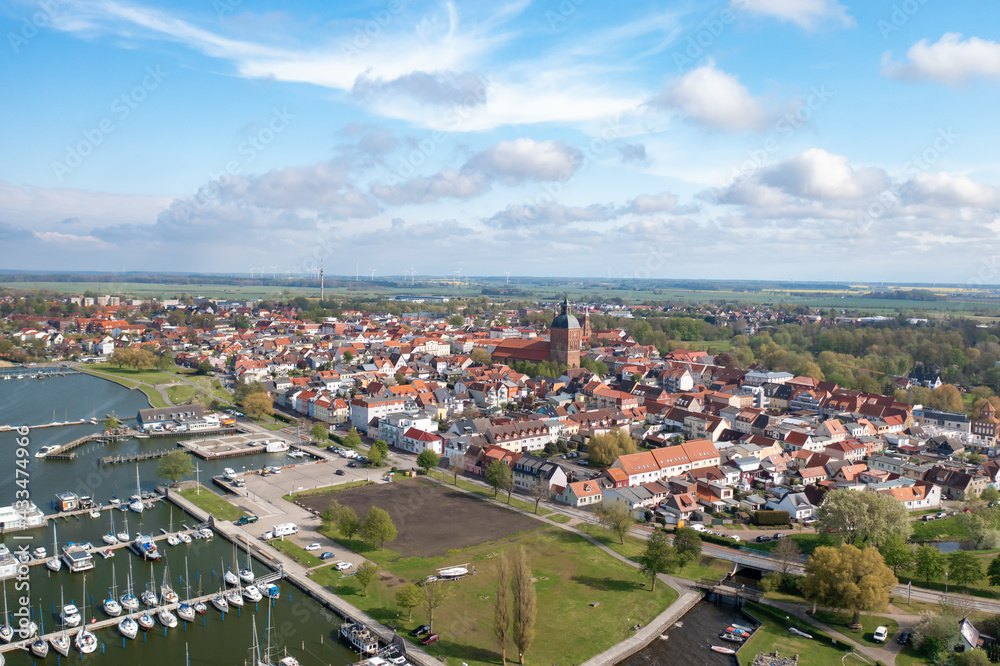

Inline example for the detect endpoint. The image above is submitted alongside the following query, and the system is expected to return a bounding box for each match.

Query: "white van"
[690,524,707,532]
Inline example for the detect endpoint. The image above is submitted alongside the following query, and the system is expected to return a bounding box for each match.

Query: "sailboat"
[141,563,158,607]
[161,561,179,604]
[0,581,12,643]
[46,523,62,572]
[103,512,119,545]
[210,587,229,613]
[120,555,139,612]
[74,575,98,654]
[166,508,180,546]
[157,604,178,629]
[224,545,239,586]
[103,564,122,616]
[118,615,138,640]
[239,534,255,584]
[177,558,195,623]
[137,608,155,631]
[29,603,48,658]
[50,587,72,656]
[60,585,81,627]
[117,514,130,543]
[129,464,144,513]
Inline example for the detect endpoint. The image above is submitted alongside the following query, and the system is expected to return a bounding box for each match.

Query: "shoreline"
[75,365,158,409]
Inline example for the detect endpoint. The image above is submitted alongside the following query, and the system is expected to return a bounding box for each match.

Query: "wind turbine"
[271,264,279,279]
[249,266,256,279]
[285,267,293,279]
[454,268,464,285]
[369,268,376,282]
[505,271,511,285]
[409,268,417,285]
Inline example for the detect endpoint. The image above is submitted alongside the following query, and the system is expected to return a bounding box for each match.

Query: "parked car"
[936,511,948,519]
[334,561,352,571]
[774,533,786,539]
[335,469,346,476]
[729,535,741,542]
[319,552,335,560]
[577,460,589,466]
[304,543,320,551]
[897,631,911,645]
[348,462,357,468]
[873,626,888,643]
[409,625,431,637]
[755,535,772,543]
[420,633,439,645]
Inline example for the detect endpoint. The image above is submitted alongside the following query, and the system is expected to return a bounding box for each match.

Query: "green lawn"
[911,516,970,541]
[575,523,732,581]
[548,514,570,524]
[258,422,288,431]
[738,602,856,666]
[428,471,552,516]
[79,366,168,407]
[811,610,899,647]
[284,480,375,500]
[309,527,679,666]
[178,486,245,522]
[269,539,322,567]
[86,363,175,385]
[895,641,932,665]
[742,533,832,555]
[166,384,197,403]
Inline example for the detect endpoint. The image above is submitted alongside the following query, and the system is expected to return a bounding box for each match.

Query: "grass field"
[575,523,732,581]
[309,526,679,666]
[737,602,856,666]
[911,516,971,541]
[178,486,245,522]
[269,539,322,568]
[428,470,552,516]
[548,514,570,524]
[811,610,899,647]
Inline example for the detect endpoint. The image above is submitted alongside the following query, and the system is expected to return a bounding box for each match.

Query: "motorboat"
[339,622,379,655]
[131,535,162,561]
[438,565,469,580]
[32,546,46,560]
[256,583,280,599]
[178,533,192,544]
[75,628,98,654]
[166,535,180,547]
[157,607,178,629]
[242,584,262,603]
[35,445,57,458]
[210,592,228,613]
[223,468,237,481]
[278,657,301,666]
[21,621,38,638]
[719,631,747,643]
[788,627,813,639]
[710,645,736,655]
[119,616,138,640]
[60,602,81,628]
[200,528,213,539]
[137,611,155,631]
[89,508,101,518]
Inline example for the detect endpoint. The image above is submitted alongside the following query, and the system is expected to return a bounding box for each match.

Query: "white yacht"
[31,546,46,560]
[103,564,122,617]
[60,602,81,628]
[166,534,180,547]
[129,464,144,513]
[50,630,70,657]
[118,616,138,640]
[0,582,12,643]
[136,611,155,631]
[178,532,192,544]
[210,591,228,613]
[226,587,244,607]
[223,467,237,481]
[46,524,62,572]
[75,627,98,654]
[160,563,179,605]
[157,607,178,629]
[121,557,139,612]
[117,514,130,543]
[242,584,262,603]
[103,512,119,545]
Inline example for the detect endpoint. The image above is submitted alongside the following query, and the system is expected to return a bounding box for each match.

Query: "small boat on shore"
[788,627,813,639]
[711,645,736,655]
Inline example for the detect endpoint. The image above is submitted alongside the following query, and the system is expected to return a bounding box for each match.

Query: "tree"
[155,352,174,370]
[396,583,421,622]
[310,423,328,442]
[335,506,361,543]
[586,430,637,467]
[949,551,983,592]
[104,416,120,431]
[368,440,389,466]
[242,392,273,420]
[494,554,511,666]
[196,360,213,375]
[815,488,911,547]
[529,484,549,514]
[157,450,195,486]
[914,610,961,659]
[913,545,946,586]
[672,528,702,569]
[772,538,803,577]
[983,486,1000,504]
[361,506,397,550]
[355,561,379,596]
[416,449,439,474]
[421,581,451,633]
[953,650,991,666]
[234,378,267,402]
[342,349,354,364]
[800,545,897,626]
[880,534,915,574]
[988,554,1000,587]
[486,460,513,500]
[638,530,676,591]
[930,384,965,413]
[343,427,362,449]
[471,348,492,365]
[510,547,536,665]
[595,499,634,545]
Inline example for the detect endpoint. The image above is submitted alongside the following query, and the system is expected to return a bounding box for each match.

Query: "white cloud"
[759,148,885,200]
[370,170,490,205]
[882,33,1000,85]
[32,230,114,249]
[466,138,582,184]
[732,0,854,30]
[899,172,999,208]
[650,60,770,132]
[625,193,678,214]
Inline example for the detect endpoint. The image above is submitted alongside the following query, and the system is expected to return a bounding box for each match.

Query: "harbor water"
[0,373,358,665]
[618,599,752,665]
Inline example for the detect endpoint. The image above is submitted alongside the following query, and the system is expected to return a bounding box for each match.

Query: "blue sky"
[2,0,1000,282]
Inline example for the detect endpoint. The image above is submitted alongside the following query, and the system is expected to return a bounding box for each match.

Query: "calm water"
[619,599,749,666]
[0,374,357,665]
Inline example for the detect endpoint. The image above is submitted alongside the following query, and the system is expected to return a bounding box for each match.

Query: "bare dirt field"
[298,477,541,558]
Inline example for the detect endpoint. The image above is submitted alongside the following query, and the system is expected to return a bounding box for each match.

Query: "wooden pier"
[98,449,175,465]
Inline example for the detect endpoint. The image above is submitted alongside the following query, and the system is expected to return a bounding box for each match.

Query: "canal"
[618,598,752,666]
[0,373,358,665]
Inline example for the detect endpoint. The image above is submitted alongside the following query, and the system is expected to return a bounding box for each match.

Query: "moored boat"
[339,621,379,655]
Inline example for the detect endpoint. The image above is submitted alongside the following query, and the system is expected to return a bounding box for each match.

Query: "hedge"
[752,510,790,526]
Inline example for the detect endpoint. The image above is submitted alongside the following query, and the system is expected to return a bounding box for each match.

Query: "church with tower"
[489,298,585,368]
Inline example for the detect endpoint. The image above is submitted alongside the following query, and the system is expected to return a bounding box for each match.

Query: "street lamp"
[945,570,948,600]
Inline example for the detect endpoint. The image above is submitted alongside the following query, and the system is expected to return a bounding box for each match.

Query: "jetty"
[0,367,79,381]
[98,449,175,465]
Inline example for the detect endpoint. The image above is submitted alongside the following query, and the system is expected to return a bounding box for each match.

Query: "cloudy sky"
[1,0,999,282]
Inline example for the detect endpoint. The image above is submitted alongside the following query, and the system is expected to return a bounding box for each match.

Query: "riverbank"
[76,364,163,407]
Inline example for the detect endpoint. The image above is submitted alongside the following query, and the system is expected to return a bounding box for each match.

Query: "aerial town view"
[2,1,1000,665]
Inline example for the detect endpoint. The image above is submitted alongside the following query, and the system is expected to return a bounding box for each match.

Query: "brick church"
[490,298,587,368]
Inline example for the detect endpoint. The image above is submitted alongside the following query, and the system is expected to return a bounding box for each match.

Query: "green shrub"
[753,510,790,526]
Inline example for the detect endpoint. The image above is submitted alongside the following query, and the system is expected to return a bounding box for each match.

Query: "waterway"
[0,374,358,665]
[619,599,752,665]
